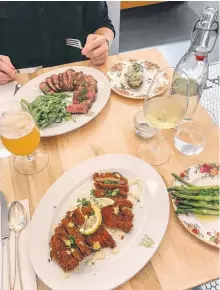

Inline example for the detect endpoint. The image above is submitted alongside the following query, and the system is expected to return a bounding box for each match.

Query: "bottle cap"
[195,47,208,61]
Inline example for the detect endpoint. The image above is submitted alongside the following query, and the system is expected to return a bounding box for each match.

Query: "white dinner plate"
[15,66,111,137]
[28,154,169,290]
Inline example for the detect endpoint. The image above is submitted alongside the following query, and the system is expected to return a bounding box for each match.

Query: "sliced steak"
[75,71,84,82]
[39,82,55,94]
[66,101,89,114]
[61,72,70,91]
[51,74,61,91]
[58,73,64,90]
[66,69,75,90]
[45,77,57,91]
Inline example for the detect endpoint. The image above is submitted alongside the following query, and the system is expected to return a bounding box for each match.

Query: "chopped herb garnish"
[78,96,88,103]
[105,188,119,196]
[90,189,95,196]
[88,210,95,216]
[77,198,90,207]
[69,235,77,248]
[103,180,118,184]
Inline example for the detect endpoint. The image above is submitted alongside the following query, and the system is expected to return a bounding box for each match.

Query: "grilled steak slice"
[66,69,75,90]
[39,82,55,94]
[75,71,84,83]
[45,77,57,91]
[51,74,61,91]
[58,73,64,90]
[61,71,70,91]
[85,75,98,91]
[66,101,89,114]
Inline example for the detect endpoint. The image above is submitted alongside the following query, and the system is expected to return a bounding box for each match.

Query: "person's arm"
[82,2,115,66]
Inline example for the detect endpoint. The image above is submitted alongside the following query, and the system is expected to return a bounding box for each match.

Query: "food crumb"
[121,236,124,240]
[48,258,51,263]
[54,206,56,209]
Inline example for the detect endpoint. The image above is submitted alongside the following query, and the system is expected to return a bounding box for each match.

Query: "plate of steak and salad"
[15,66,111,137]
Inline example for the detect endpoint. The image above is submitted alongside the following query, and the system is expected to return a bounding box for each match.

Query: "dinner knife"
[1,191,11,290]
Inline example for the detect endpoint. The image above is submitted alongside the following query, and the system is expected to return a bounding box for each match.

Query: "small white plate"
[28,154,169,290]
[107,59,169,99]
[15,66,111,137]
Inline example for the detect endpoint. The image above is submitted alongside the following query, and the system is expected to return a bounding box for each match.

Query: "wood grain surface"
[1,48,219,290]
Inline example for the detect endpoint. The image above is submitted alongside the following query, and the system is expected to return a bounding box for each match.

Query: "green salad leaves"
[21,93,72,129]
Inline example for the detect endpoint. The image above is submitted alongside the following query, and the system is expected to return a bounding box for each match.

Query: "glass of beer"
[138,67,189,165]
[0,101,48,174]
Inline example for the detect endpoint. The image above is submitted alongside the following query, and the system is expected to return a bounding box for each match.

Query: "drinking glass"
[138,67,189,165]
[0,101,48,174]
[174,110,216,155]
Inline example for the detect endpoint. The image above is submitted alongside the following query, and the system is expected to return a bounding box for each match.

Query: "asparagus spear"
[169,189,219,197]
[168,185,219,192]
[171,173,194,187]
[171,192,219,202]
[176,200,219,210]
[176,208,219,216]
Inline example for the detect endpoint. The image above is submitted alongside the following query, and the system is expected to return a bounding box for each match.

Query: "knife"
[1,191,11,290]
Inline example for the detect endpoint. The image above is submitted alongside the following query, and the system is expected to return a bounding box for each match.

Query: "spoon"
[8,201,27,290]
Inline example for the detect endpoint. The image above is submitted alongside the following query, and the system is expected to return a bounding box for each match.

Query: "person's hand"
[82,34,109,66]
[0,55,16,85]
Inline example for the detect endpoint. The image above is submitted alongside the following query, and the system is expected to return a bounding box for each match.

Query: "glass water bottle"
[175,7,219,120]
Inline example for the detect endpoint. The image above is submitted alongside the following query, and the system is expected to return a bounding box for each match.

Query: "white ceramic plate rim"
[15,66,111,137]
[28,154,169,290]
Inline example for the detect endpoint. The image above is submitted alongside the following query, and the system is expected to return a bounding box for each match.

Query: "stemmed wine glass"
[138,67,189,166]
[0,101,48,174]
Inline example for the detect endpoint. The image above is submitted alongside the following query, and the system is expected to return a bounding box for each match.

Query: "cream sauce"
[111,247,120,254]
[128,179,142,205]
[86,250,106,266]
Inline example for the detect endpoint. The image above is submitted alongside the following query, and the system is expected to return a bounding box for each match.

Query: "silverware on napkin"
[0,191,11,290]
[9,201,27,290]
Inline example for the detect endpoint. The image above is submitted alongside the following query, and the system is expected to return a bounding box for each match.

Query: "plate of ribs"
[15,66,111,137]
[28,154,169,290]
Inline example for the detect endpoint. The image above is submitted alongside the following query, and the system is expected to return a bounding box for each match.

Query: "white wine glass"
[138,67,189,165]
[0,101,49,174]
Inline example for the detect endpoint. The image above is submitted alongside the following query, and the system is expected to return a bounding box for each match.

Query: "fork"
[65,38,83,50]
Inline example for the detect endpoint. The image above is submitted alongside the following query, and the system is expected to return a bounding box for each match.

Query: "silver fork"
[65,38,83,50]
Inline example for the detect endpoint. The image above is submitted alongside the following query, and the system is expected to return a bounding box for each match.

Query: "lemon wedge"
[79,203,102,235]
[92,197,114,209]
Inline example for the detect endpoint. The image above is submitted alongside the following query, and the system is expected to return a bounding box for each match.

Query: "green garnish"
[69,235,76,248]
[88,210,95,216]
[90,189,95,196]
[21,93,72,129]
[105,188,119,196]
[77,198,90,207]
[103,180,118,184]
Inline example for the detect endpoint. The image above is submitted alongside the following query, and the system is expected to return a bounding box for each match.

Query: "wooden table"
[1,48,219,290]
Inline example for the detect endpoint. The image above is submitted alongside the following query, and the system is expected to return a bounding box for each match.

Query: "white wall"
[107,1,120,55]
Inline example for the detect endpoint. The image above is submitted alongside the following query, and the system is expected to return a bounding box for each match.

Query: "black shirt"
[0,1,115,68]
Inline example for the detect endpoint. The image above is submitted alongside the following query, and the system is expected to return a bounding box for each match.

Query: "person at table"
[0,1,115,85]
